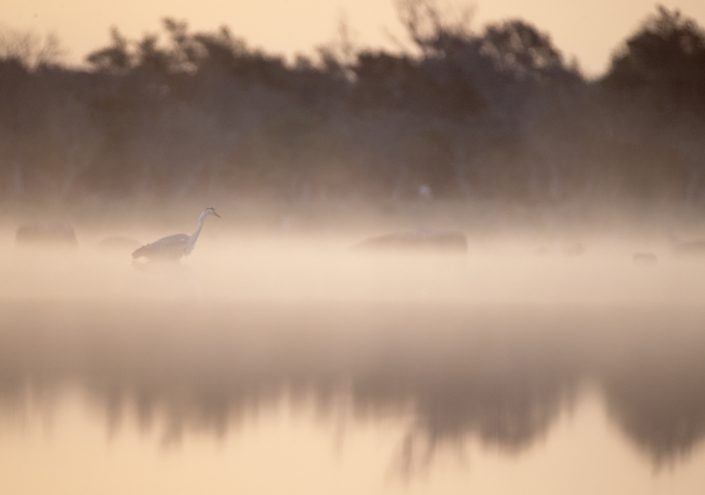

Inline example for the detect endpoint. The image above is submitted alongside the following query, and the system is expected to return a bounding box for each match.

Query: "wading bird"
[132,207,220,261]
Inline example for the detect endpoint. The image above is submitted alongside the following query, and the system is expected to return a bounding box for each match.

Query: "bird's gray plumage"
[132,207,220,261]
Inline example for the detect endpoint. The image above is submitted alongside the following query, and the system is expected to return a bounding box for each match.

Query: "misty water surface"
[1,222,705,494]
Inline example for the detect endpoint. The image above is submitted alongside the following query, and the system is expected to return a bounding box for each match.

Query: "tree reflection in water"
[0,301,704,472]
[598,321,705,469]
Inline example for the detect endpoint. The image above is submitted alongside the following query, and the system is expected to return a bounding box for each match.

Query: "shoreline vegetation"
[1,2,705,227]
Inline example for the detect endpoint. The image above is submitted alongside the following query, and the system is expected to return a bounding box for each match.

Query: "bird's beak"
[214,211,221,218]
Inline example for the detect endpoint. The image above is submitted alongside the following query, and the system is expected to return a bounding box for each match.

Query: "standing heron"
[132,207,221,261]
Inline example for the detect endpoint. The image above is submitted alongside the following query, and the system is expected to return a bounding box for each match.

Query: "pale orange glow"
[3,0,705,490]
[2,210,705,494]
[1,390,704,495]
[3,0,705,75]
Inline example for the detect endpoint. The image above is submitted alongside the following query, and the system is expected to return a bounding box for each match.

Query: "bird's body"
[132,207,220,261]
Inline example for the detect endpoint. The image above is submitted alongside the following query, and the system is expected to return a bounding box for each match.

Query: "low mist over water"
[1,200,705,494]
[3,1,705,491]
[3,198,705,305]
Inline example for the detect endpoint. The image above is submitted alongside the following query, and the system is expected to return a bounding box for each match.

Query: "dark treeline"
[1,2,705,206]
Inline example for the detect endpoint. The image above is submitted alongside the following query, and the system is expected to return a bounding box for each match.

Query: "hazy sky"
[3,0,705,76]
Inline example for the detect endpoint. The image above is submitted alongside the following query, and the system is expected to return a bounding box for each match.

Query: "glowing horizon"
[3,0,705,77]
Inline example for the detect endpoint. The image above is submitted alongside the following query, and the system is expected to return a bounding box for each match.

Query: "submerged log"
[667,228,705,257]
[672,239,705,257]
[632,252,658,266]
[353,230,468,253]
[16,222,78,247]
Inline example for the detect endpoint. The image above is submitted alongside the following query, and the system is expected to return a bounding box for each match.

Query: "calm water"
[2,234,705,494]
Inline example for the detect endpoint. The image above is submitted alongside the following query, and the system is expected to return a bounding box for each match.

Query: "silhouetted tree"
[604,6,705,111]
[351,51,481,116]
[0,27,64,70]
[480,20,579,85]
[86,28,134,73]
[5,5,705,204]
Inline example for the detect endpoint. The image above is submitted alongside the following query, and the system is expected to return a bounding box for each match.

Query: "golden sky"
[3,0,705,76]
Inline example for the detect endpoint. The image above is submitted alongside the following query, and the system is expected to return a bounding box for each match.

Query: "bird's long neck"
[186,211,208,254]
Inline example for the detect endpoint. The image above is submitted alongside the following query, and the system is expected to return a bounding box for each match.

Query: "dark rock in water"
[536,246,550,256]
[354,230,468,253]
[633,252,658,266]
[16,222,77,247]
[672,239,705,257]
[562,242,586,256]
[96,236,142,252]
[666,228,705,257]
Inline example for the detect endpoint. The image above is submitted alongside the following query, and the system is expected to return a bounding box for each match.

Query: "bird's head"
[205,207,221,218]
